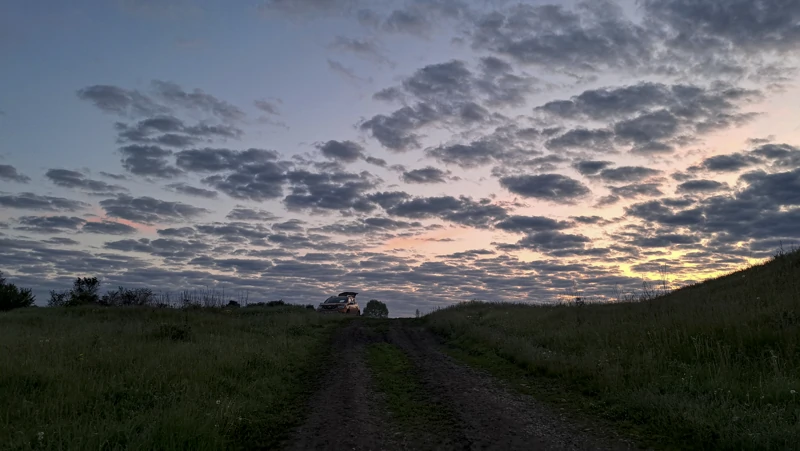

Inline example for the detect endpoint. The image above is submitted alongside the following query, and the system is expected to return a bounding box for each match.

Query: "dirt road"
[285,320,640,451]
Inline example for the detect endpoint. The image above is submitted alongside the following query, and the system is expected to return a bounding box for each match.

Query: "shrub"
[47,276,102,307]
[266,300,285,307]
[101,287,155,306]
[48,290,69,307]
[363,299,389,318]
[0,272,35,312]
[69,277,100,305]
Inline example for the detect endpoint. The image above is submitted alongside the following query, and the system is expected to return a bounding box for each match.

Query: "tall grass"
[0,305,341,450]
[426,250,800,450]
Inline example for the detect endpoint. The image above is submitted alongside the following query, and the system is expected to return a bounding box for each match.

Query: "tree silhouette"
[363,299,389,318]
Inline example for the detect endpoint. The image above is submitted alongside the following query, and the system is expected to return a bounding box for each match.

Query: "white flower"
[216,399,221,405]
[37,432,44,442]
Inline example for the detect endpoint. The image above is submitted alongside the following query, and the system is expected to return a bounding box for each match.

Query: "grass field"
[425,250,800,450]
[0,305,342,451]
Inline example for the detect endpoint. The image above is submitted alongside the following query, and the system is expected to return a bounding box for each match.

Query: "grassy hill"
[0,305,341,450]
[425,249,800,450]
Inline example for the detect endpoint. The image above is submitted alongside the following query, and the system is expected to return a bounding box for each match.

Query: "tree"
[69,277,100,305]
[47,276,101,307]
[363,299,389,318]
[0,272,36,311]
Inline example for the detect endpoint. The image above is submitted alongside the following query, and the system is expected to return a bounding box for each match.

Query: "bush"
[47,276,102,307]
[101,287,155,306]
[0,272,35,312]
[363,299,389,318]
[48,290,69,307]
[69,277,100,305]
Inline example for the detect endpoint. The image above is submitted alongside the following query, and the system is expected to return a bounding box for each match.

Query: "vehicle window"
[324,296,348,303]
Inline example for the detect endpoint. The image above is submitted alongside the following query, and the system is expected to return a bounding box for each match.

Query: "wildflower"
[216,399,221,405]
[37,432,44,443]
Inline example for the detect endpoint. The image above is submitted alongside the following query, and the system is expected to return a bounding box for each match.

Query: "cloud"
[254,99,281,115]
[150,80,245,123]
[316,216,424,237]
[382,8,432,35]
[470,1,652,73]
[597,166,662,183]
[537,82,675,120]
[81,221,138,235]
[545,128,615,152]
[642,0,800,55]
[359,103,434,151]
[42,237,80,246]
[537,82,762,153]
[692,152,761,173]
[327,59,372,84]
[114,116,243,147]
[104,237,212,260]
[118,145,183,178]
[515,230,592,251]
[316,140,365,163]
[494,215,572,233]
[165,183,219,199]
[157,227,197,238]
[364,156,388,167]
[99,195,211,225]
[425,124,538,169]
[499,174,591,202]
[0,165,31,183]
[330,36,394,66]
[175,148,280,172]
[382,195,507,228]
[573,160,613,176]
[45,169,128,195]
[401,166,451,184]
[283,169,380,213]
[76,85,168,118]
[0,193,89,212]
[676,179,727,194]
[226,207,279,221]
[362,59,536,151]
[201,162,289,202]
[15,216,86,234]
[607,183,664,199]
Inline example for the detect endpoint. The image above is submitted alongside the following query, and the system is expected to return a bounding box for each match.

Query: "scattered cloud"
[99,195,211,225]
[0,165,31,183]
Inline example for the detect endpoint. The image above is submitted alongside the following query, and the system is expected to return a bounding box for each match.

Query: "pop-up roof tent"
[338,292,358,297]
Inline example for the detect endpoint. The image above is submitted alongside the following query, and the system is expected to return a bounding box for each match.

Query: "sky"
[1,0,800,316]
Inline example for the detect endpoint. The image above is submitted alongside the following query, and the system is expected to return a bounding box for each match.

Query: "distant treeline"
[0,273,316,312]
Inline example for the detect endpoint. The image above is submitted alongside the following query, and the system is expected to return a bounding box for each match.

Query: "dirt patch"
[284,321,403,451]
[286,319,642,450]
[386,322,641,451]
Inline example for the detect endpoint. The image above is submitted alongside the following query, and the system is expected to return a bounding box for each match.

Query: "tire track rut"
[285,320,641,450]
